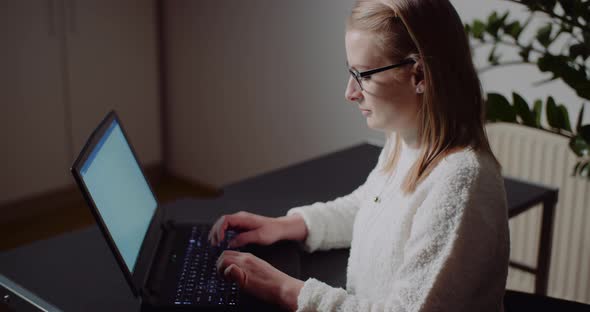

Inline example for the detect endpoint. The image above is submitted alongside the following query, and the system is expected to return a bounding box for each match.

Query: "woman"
[210,0,510,311]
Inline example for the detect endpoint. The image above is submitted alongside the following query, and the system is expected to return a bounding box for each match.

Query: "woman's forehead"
[346,30,389,69]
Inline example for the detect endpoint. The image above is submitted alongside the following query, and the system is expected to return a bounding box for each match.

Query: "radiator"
[486,122,590,303]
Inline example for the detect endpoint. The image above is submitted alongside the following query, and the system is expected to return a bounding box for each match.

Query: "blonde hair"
[347,0,501,194]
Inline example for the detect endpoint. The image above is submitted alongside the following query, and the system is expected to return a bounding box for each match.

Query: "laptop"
[0,274,63,312]
[71,111,300,311]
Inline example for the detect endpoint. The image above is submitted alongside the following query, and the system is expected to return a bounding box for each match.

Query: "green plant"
[464,0,590,178]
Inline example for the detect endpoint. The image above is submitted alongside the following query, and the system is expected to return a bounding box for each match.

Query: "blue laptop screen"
[79,120,157,272]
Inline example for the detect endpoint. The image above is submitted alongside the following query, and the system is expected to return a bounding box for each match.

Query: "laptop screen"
[79,119,157,273]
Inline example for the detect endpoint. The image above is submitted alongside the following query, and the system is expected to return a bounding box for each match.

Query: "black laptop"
[71,111,300,311]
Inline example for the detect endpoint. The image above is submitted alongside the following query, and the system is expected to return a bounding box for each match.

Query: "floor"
[0,174,219,252]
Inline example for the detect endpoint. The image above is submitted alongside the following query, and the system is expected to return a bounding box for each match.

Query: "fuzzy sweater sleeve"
[285,142,390,253]
[293,156,508,312]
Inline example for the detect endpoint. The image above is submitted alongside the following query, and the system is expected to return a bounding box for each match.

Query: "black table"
[503,178,558,295]
[222,144,559,296]
[0,143,558,311]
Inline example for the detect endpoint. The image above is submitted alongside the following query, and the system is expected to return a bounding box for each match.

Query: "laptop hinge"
[140,286,155,298]
[143,219,177,302]
[139,286,159,307]
[161,220,176,232]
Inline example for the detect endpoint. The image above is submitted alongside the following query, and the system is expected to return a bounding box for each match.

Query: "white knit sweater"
[286,137,510,312]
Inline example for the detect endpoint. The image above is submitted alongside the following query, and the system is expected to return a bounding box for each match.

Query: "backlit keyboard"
[174,224,240,306]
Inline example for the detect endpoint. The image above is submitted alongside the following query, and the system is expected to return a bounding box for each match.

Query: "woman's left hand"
[216,250,304,311]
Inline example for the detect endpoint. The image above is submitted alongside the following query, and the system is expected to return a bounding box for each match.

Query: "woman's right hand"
[207,211,308,249]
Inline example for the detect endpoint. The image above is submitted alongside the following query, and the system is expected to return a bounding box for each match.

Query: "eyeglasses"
[346,59,416,91]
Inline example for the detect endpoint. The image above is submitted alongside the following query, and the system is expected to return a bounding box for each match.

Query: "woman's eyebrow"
[349,64,370,70]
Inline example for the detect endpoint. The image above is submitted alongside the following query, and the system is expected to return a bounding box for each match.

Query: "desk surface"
[0,143,558,311]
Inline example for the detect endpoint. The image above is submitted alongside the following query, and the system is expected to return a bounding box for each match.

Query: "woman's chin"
[366,119,394,133]
[366,118,383,131]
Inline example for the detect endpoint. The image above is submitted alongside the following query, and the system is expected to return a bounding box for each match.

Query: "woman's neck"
[397,127,420,152]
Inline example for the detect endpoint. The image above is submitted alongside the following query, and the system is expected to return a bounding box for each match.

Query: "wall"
[164,0,375,188]
[165,0,588,188]
[0,0,162,205]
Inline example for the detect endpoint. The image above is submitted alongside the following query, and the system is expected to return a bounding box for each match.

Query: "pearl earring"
[416,86,424,94]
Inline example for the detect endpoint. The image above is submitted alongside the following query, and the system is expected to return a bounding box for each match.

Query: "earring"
[416,85,424,94]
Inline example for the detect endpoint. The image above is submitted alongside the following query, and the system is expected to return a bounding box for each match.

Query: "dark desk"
[0,143,558,310]
[223,144,559,295]
[503,178,558,295]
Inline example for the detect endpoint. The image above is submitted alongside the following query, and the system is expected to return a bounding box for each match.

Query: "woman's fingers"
[209,212,263,245]
[223,263,246,286]
[216,250,292,309]
[208,215,226,245]
[216,251,251,287]
[225,212,261,230]
[228,230,261,248]
[216,250,240,275]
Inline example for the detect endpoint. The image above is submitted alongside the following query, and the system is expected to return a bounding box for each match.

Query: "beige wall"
[164,0,374,188]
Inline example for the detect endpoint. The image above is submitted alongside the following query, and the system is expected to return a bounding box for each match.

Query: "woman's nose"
[345,76,363,102]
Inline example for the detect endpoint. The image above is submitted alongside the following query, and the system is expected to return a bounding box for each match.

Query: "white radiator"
[486,122,590,303]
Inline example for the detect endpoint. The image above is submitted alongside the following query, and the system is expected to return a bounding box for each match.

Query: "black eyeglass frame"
[347,59,416,91]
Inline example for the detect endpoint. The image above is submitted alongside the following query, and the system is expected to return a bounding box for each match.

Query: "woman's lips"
[361,109,371,116]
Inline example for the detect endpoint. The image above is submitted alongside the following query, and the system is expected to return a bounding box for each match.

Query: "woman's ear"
[411,60,425,94]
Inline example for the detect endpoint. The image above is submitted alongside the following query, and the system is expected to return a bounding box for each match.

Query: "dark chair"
[504,289,590,311]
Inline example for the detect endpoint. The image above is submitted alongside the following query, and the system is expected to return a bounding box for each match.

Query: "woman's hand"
[208,211,308,248]
[216,250,304,311]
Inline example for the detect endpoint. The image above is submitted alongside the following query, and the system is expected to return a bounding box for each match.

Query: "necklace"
[373,170,395,204]
[363,170,395,231]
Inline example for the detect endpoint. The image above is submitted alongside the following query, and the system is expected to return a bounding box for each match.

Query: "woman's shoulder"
[422,148,507,214]
[432,147,503,190]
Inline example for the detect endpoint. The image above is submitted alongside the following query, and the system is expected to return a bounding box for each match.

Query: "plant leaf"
[570,43,589,60]
[569,135,590,157]
[574,1,589,24]
[541,0,557,11]
[536,24,553,48]
[472,20,486,40]
[505,21,523,41]
[464,23,471,35]
[519,46,532,62]
[557,104,572,132]
[572,161,582,176]
[574,80,590,101]
[538,54,590,101]
[486,93,516,122]
[546,96,560,129]
[558,0,574,16]
[486,12,500,38]
[576,103,585,132]
[545,97,571,132]
[512,92,535,126]
[581,125,590,143]
[488,45,501,65]
[533,99,543,127]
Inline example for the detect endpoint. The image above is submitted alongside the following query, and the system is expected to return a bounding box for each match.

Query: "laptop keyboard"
[174,224,241,306]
